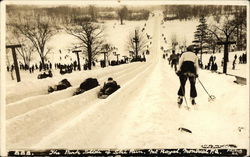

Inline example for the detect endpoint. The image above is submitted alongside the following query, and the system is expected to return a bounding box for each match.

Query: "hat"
[108,77,113,81]
[186,45,196,52]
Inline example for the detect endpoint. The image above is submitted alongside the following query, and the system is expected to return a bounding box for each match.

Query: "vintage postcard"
[1,0,249,156]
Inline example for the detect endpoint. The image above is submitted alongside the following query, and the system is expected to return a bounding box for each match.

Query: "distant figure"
[239,56,242,64]
[211,62,218,72]
[232,59,236,70]
[169,50,178,71]
[234,54,237,61]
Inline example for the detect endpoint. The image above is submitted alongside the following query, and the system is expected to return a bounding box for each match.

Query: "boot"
[191,97,196,105]
[177,96,183,105]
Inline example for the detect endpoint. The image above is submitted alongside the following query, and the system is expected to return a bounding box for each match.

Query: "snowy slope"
[6,11,249,154]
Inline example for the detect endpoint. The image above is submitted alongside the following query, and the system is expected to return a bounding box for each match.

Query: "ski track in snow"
[6,11,249,153]
[6,62,147,119]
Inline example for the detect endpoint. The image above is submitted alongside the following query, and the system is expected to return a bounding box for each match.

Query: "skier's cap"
[108,77,113,81]
[186,44,197,52]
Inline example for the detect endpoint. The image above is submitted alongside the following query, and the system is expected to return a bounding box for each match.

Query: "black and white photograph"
[0,0,249,156]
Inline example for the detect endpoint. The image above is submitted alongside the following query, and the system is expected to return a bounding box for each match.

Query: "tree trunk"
[239,24,243,50]
[87,46,92,70]
[223,43,228,74]
[39,46,45,70]
[236,25,239,50]
[200,42,203,62]
[41,56,45,70]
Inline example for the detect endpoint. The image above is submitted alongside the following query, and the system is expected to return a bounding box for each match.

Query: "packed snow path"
[6,12,248,151]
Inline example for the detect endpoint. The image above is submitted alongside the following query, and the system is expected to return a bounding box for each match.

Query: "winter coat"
[177,51,199,75]
[79,78,99,91]
[101,81,120,95]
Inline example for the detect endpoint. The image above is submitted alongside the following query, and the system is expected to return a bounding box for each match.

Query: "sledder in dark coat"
[38,70,53,79]
[48,79,72,93]
[98,77,120,98]
[73,78,99,95]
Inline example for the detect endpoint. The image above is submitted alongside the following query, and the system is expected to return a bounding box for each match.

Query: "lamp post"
[6,44,22,82]
[101,44,115,67]
[101,51,108,67]
[122,56,127,62]
[133,30,139,59]
[72,50,82,71]
[113,52,120,65]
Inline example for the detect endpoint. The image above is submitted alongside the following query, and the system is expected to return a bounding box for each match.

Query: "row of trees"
[163,5,244,21]
[6,6,149,71]
[191,7,246,73]
[193,6,246,60]
[7,5,150,25]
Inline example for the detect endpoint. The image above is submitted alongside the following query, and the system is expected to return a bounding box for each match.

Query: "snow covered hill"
[6,11,249,154]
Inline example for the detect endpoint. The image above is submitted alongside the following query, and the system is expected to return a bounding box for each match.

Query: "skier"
[176,45,199,105]
[169,50,178,71]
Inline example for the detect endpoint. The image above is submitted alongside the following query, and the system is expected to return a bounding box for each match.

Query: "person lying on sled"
[48,79,72,93]
[98,77,120,98]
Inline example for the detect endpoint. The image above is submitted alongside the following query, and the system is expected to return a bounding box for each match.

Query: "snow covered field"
[5,11,249,154]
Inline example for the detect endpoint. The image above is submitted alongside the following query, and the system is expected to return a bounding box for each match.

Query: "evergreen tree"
[193,15,209,62]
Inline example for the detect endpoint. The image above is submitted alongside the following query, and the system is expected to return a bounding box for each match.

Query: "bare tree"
[207,16,238,73]
[65,20,105,70]
[206,31,220,54]
[9,14,58,69]
[231,7,247,51]
[117,6,128,25]
[101,43,115,57]
[127,28,148,58]
[100,43,115,66]
[6,28,35,66]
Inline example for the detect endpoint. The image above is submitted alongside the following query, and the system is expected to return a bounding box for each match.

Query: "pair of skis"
[178,99,196,110]
[177,77,216,110]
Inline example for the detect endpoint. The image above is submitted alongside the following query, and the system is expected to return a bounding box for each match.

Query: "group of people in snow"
[204,55,218,72]
[48,77,120,98]
[238,53,247,64]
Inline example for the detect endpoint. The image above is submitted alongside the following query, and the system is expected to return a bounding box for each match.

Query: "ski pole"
[197,77,216,101]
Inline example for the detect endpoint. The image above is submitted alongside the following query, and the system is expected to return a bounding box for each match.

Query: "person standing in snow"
[232,59,236,70]
[169,50,178,71]
[176,45,199,105]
